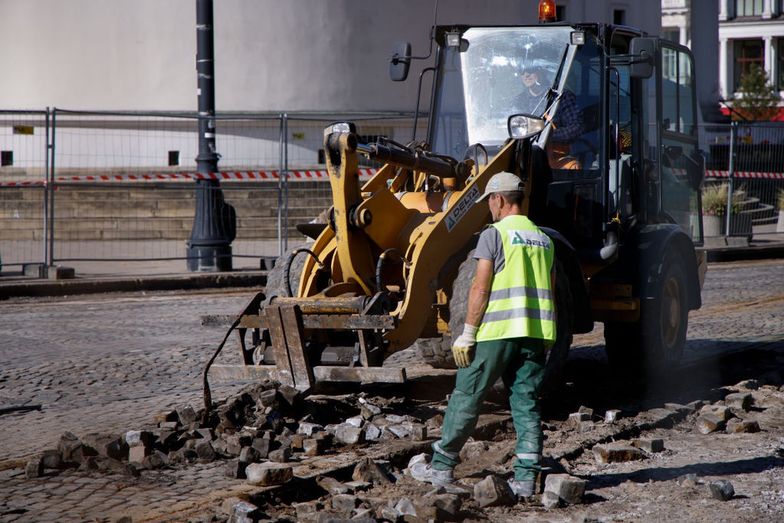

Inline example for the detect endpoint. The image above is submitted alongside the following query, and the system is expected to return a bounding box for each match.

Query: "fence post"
[47,108,57,267]
[42,108,50,268]
[277,114,284,257]
[725,121,737,238]
[283,114,289,253]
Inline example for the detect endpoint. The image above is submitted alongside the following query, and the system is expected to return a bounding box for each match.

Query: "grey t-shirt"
[474,226,506,273]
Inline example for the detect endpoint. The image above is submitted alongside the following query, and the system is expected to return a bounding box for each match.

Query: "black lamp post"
[186,0,235,271]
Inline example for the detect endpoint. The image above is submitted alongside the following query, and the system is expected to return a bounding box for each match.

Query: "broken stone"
[352,458,392,485]
[632,438,665,453]
[709,480,735,501]
[269,447,291,463]
[25,456,45,478]
[331,494,359,513]
[345,480,371,492]
[363,424,382,442]
[423,493,461,521]
[318,476,350,495]
[345,416,364,428]
[699,404,732,421]
[544,473,587,505]
[593,443,644,464]
[726,419,761,433]
[351,508,375,521]
[578,421,595,433]
[473,474,516,508]
[360,402,382,420]
[377,505,402,523]
[460,440,490,462]
[404,423,427,441]
[686,400,707,411]
[384,414,408,424]
[176,405,198,426]
[40,449,62,470]
[425,414,444,433]
[541,490,560,509]
[290,433,305,452]
[196,428,215,441]
[223,434,244,456]
[724,392,753,412]
[297,422,324,437]
[394,497,417,516]
[195,440,216,462]
[245,462,293,486]
[293,501,321,521]
[158,421,179,431]
[696,413,727,434]
[335,425,364,445]
[256,389,277,408]
[79,456,99,471]
[568,412,591,428]
[678,473,699,487]
[604,409,621,424]
[736,379,761,390]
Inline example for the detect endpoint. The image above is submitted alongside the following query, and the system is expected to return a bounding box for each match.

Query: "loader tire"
[263,246,309,304]
[435,251,573,393]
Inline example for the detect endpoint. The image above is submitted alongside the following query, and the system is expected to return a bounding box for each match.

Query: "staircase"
[0,182,332,242]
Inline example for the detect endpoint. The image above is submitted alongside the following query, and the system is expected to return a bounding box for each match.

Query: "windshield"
[431,26,573,158]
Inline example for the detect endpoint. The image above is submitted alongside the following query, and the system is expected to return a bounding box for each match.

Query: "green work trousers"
[431,337,546,481]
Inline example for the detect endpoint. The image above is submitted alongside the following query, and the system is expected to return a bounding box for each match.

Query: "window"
[0,151,12,167]
[733,39,764,91]
[778,39,784,90]
[556,5,566,21]
[661,46,695,136]
[736,0,763,16]
[662,28,680,45]
[613,9,626,25]
[168,151,179,166]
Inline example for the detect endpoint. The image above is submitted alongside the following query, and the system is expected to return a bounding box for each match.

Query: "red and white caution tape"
[0,169,377,187]
[705,169,784,179]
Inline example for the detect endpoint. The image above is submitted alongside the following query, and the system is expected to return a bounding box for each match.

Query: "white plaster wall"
[0,0,661,112]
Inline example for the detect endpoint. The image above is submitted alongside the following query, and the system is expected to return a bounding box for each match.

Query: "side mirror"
[389,42,412,82]
[629,37,656,79]
[508,114,545,140]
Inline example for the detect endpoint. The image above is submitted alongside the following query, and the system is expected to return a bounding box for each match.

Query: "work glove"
[452,324,478,368]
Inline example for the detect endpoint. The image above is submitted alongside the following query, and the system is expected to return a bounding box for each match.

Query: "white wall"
[0,0,661,112]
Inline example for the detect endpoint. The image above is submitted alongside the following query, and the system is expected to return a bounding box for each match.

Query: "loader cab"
[426,24,704,255]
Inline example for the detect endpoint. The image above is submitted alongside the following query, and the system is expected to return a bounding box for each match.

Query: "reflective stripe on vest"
[476,215,556,343]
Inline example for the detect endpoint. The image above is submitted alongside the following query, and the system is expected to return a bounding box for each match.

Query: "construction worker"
[410,171,557,499]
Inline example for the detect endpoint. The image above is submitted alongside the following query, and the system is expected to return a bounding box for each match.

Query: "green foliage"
[733,64,781,121]
[702,183,746,216]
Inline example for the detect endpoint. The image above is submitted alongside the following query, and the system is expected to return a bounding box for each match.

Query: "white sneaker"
[508,479,535,498]
[408,453,454,486]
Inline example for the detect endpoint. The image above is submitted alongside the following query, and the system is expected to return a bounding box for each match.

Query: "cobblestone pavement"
[0,261,782,521]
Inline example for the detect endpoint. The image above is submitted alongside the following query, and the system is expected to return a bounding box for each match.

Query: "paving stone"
[58,431,92,464]
[696,413,728,434]
[245,462,293,486]
[303,438,327,457]
[544,473,587,505]
[153,410,178,424]
[225,460,247,479]
[736,379,761,390]
[141,451,168,470]
[632,438,665,453]
[394,497,417,516]
[359,400,382,420]
[276,385,299,408]
[250,438,270,459]
[352,458,392,485]
[318,476,351,495]
[568,412,591,428]
[229,499,263,523]
[362,423,382,442]
[175,405,198,426]
[293,500,322,521]
[128,445,151,463]
[709,480,735,501]
[345,416,364,428]
[24,457,45,478]
[473,474,516,507]
[124,430,155,448]
[699,404,732,421]
[331,494,359,513]
[541,490,561,509]
[725,392,753,411]
[404,423,427,440]
[726,418,761,433]
[387,424,410,439]
[593,443,644,464]
[377,505,402,522]
[419,493,461,521]
[40,449,62,470]
[577,406,594,417]
[195,440,216,462]
[335,425,364,445]
[269,447,291,463]
[297,422,324,437]
[604,409,621,424]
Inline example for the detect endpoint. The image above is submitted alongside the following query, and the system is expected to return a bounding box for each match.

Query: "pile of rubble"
[23,380,434,483]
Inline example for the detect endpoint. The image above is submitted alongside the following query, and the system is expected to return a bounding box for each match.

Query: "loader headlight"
[507,114,545,140]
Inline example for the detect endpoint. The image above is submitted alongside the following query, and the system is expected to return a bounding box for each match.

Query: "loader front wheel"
[263,246,310,304]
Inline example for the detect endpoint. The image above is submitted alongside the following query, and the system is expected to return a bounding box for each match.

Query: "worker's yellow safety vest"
[476,215,556,343]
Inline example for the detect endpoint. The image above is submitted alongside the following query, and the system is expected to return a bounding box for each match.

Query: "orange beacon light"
[538,0,557,23]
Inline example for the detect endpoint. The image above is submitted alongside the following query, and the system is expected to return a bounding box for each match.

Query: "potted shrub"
[701,183,747,237]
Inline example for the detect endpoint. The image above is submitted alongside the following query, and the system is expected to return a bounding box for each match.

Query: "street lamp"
[186,0,236,272]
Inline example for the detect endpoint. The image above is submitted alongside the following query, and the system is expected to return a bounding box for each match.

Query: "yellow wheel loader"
[205,20,707,398]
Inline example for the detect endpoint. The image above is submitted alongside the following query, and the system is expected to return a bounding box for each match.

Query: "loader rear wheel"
[605,252,688,375]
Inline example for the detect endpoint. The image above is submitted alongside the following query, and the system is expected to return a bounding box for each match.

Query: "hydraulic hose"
[284,248,324,297]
